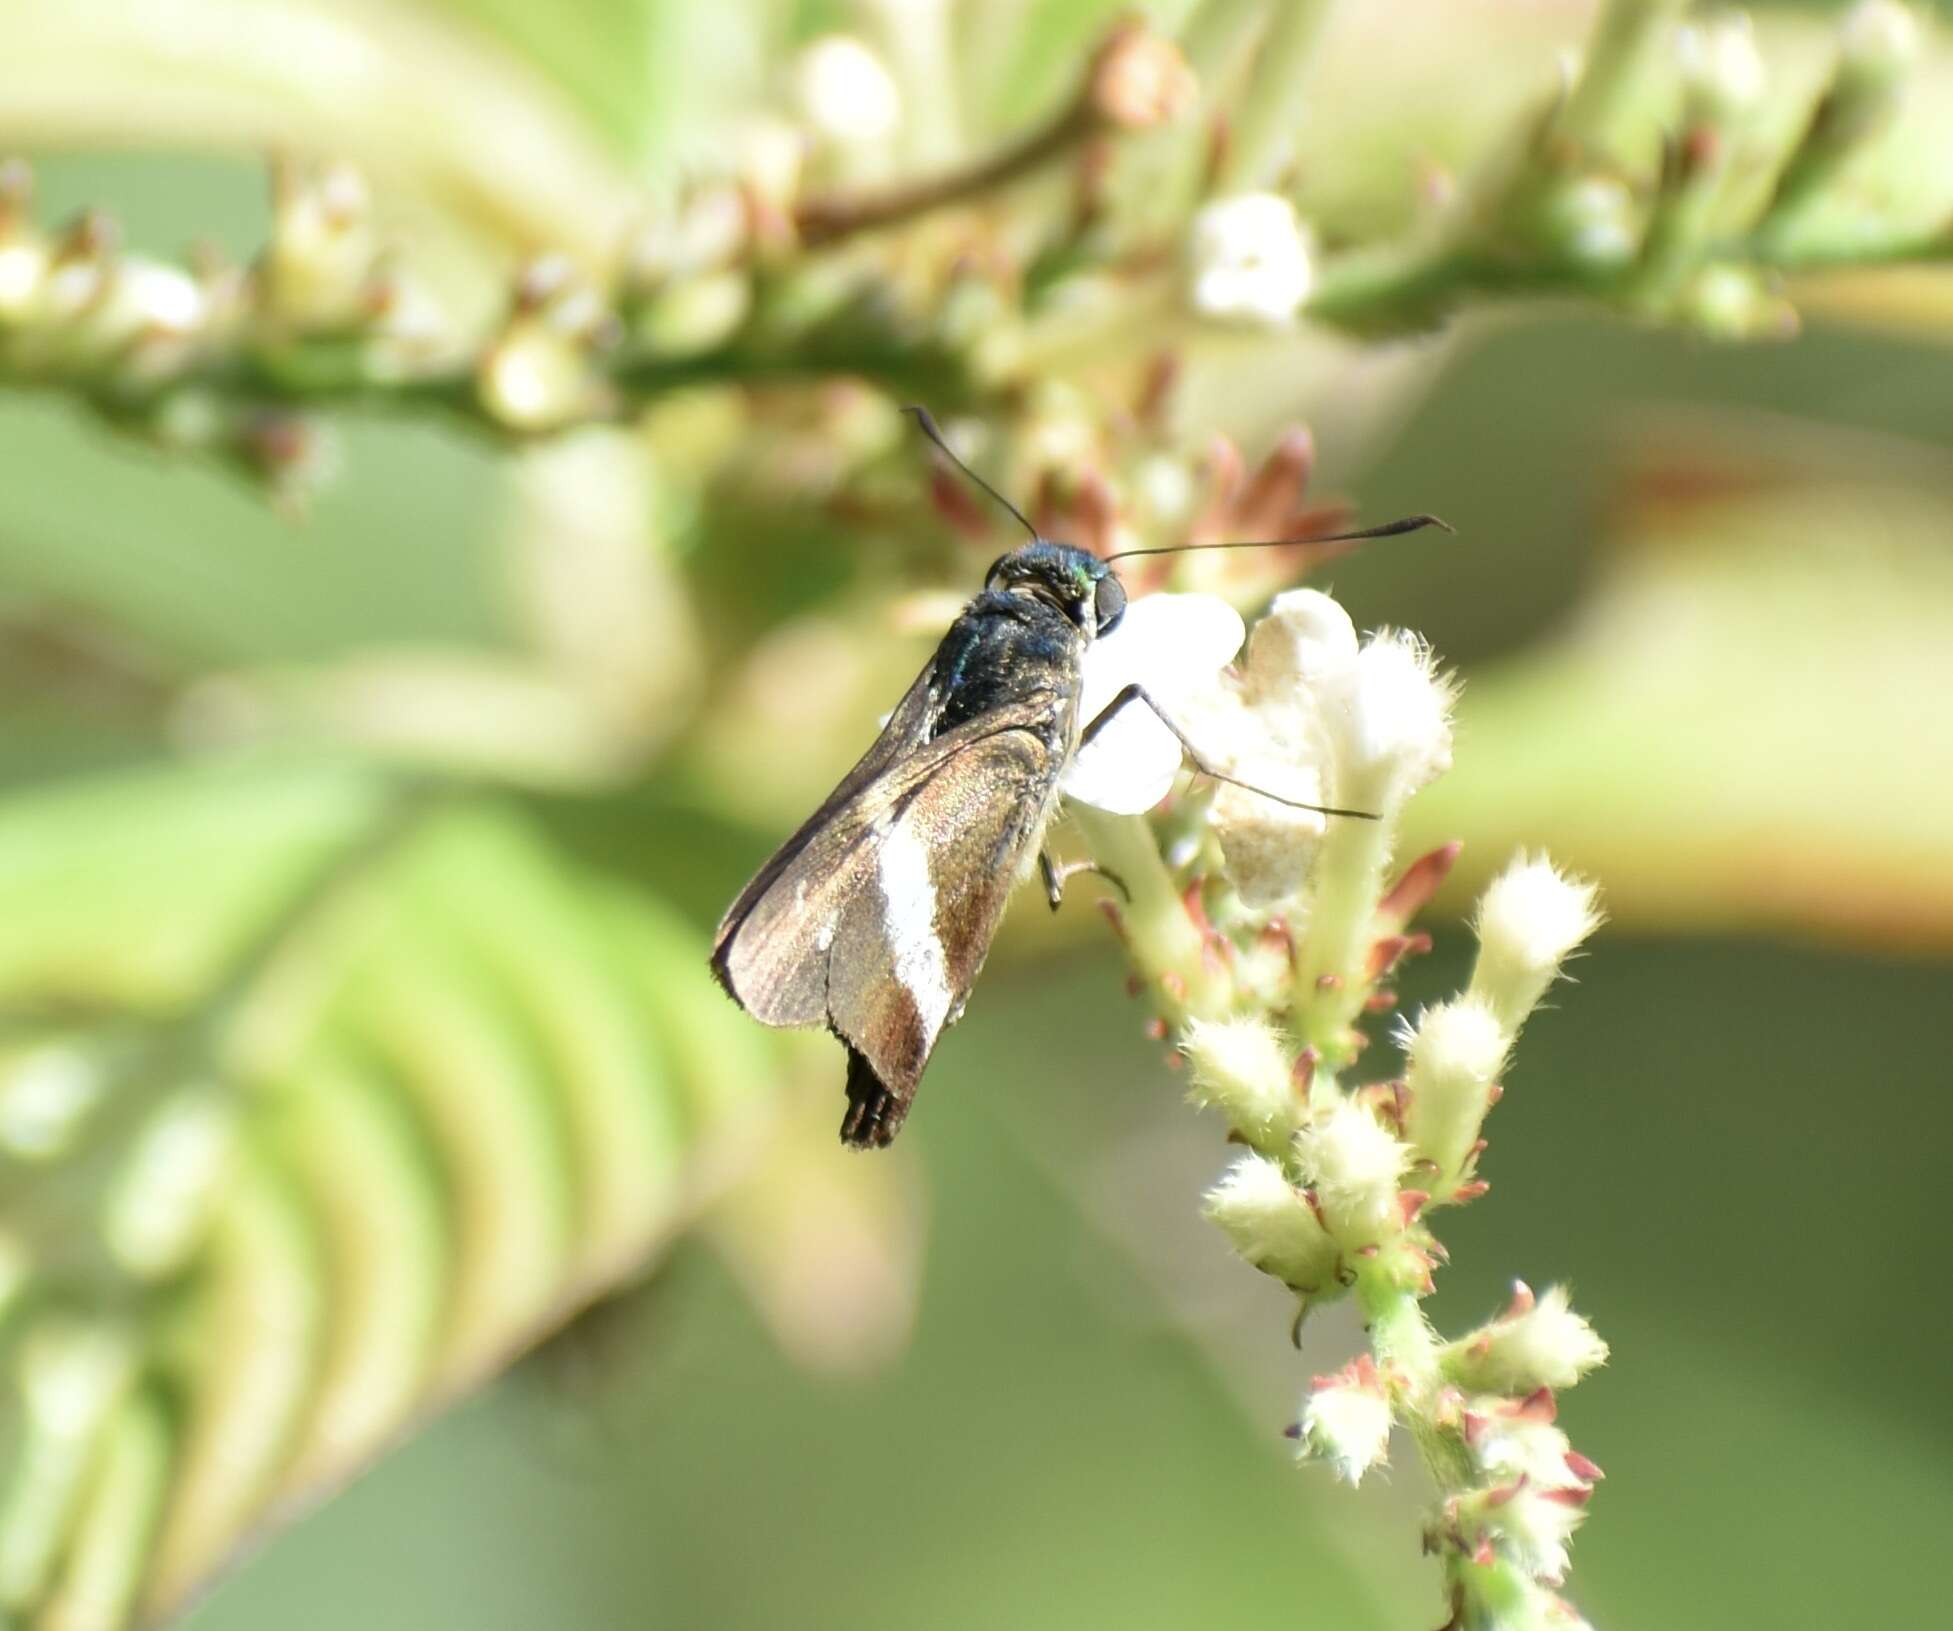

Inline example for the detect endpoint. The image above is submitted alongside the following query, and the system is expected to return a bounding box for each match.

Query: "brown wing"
[712,704,1064,1146]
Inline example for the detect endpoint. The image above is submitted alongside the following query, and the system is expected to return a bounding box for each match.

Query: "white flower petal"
[1066,593,1245,814]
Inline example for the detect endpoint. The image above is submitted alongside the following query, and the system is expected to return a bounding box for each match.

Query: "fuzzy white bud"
[1340,628,1454,808]
[1188,194,1313,326]
[1442,1282,1610,1393]
[1297,1356,1393,1484]
[1470,854,1604,1032]
[793,36,903,147]
[1182,1016,1297,1141]
[1496,1480,1590,1585]
[1402,995,1511,1196]
[1294,1101,1409,1245]
[1202,1153,1340,1291]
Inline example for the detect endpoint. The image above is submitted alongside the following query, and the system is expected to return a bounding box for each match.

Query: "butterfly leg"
[1039,849,1130,912]
[1077,683,1379,820]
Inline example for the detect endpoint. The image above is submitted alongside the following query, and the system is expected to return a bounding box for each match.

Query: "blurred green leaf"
[0,757,781,1628]
[1404,427,1953,949]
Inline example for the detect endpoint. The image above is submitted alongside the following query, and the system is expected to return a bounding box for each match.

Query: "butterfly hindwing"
[824,721,1059,1143]
[712,703,1066,1146]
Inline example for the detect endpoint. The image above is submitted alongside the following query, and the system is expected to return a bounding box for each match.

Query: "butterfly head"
[983,541,1127,639]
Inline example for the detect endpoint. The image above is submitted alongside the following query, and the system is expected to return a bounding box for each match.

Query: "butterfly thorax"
[929,590,1086,742]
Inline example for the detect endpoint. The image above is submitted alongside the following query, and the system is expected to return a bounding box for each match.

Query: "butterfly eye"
[1093,572,1127,636]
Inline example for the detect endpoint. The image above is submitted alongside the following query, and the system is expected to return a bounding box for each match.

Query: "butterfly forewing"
[713,688,1070,1143]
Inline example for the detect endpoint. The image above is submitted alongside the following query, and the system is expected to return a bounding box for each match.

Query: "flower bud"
[1202,1152,1340,1291]
[1340,629,1454,809]
[1839,1,1920,93]
[1182,1016,1297,1141]
[1296,1355,1393,1484]
[263,159,377,330]
[0,1040,105,1161]
[793,36,902,148]
[1441,1282,1609,1394]
[103,1087,238,1278]
[1088,22,1196,130]
[1536,176,1636,270]
[1402,995,1510,1196]
[1188,194,1313,327]
[1294,1100,1409,1245]
[1469,854,1603,1032]
[1677,15,1766,122]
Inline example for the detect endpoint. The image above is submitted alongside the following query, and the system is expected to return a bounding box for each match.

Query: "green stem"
[1071,807,1230,1026]
[1553,0,1692,165]
[1294,806,1393,1077]
[1214,0,1336,192]
[1358,1272,1475,1492]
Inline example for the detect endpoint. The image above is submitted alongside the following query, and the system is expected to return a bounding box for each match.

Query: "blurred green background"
[2,2,1952,1629]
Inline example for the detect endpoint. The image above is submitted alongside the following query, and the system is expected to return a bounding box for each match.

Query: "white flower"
[1188,194,1313,326]
[1470,853,1604,1032]
[1064,591,1244,814]
[1199,590,1357,905]
[793,36,902,147]
[1297,1356,1393,1484]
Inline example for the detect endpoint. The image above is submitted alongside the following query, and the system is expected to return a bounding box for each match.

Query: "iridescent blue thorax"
[927,541,1126,740]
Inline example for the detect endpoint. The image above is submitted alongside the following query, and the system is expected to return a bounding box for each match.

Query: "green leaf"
[0,758,784,1627]
[1403,443,1953,949]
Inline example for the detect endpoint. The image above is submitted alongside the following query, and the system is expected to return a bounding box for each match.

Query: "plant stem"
[1071,806,1230,1026]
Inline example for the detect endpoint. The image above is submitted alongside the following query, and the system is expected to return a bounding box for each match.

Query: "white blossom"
[1064,591,1244,814]
[793,36,903,147]
[1188,194,1313,326]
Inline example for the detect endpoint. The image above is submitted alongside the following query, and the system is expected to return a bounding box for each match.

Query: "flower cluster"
[1066,586,1608,1630]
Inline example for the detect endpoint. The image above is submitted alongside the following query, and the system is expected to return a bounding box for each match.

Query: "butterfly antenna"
[903,405,1042,545]
[1104,513,1452,563]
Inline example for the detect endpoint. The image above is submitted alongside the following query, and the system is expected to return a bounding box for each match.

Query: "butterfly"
[712,409,1442,1147]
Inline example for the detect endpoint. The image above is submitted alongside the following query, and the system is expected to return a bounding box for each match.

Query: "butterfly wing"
[712,702,1065,1146]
